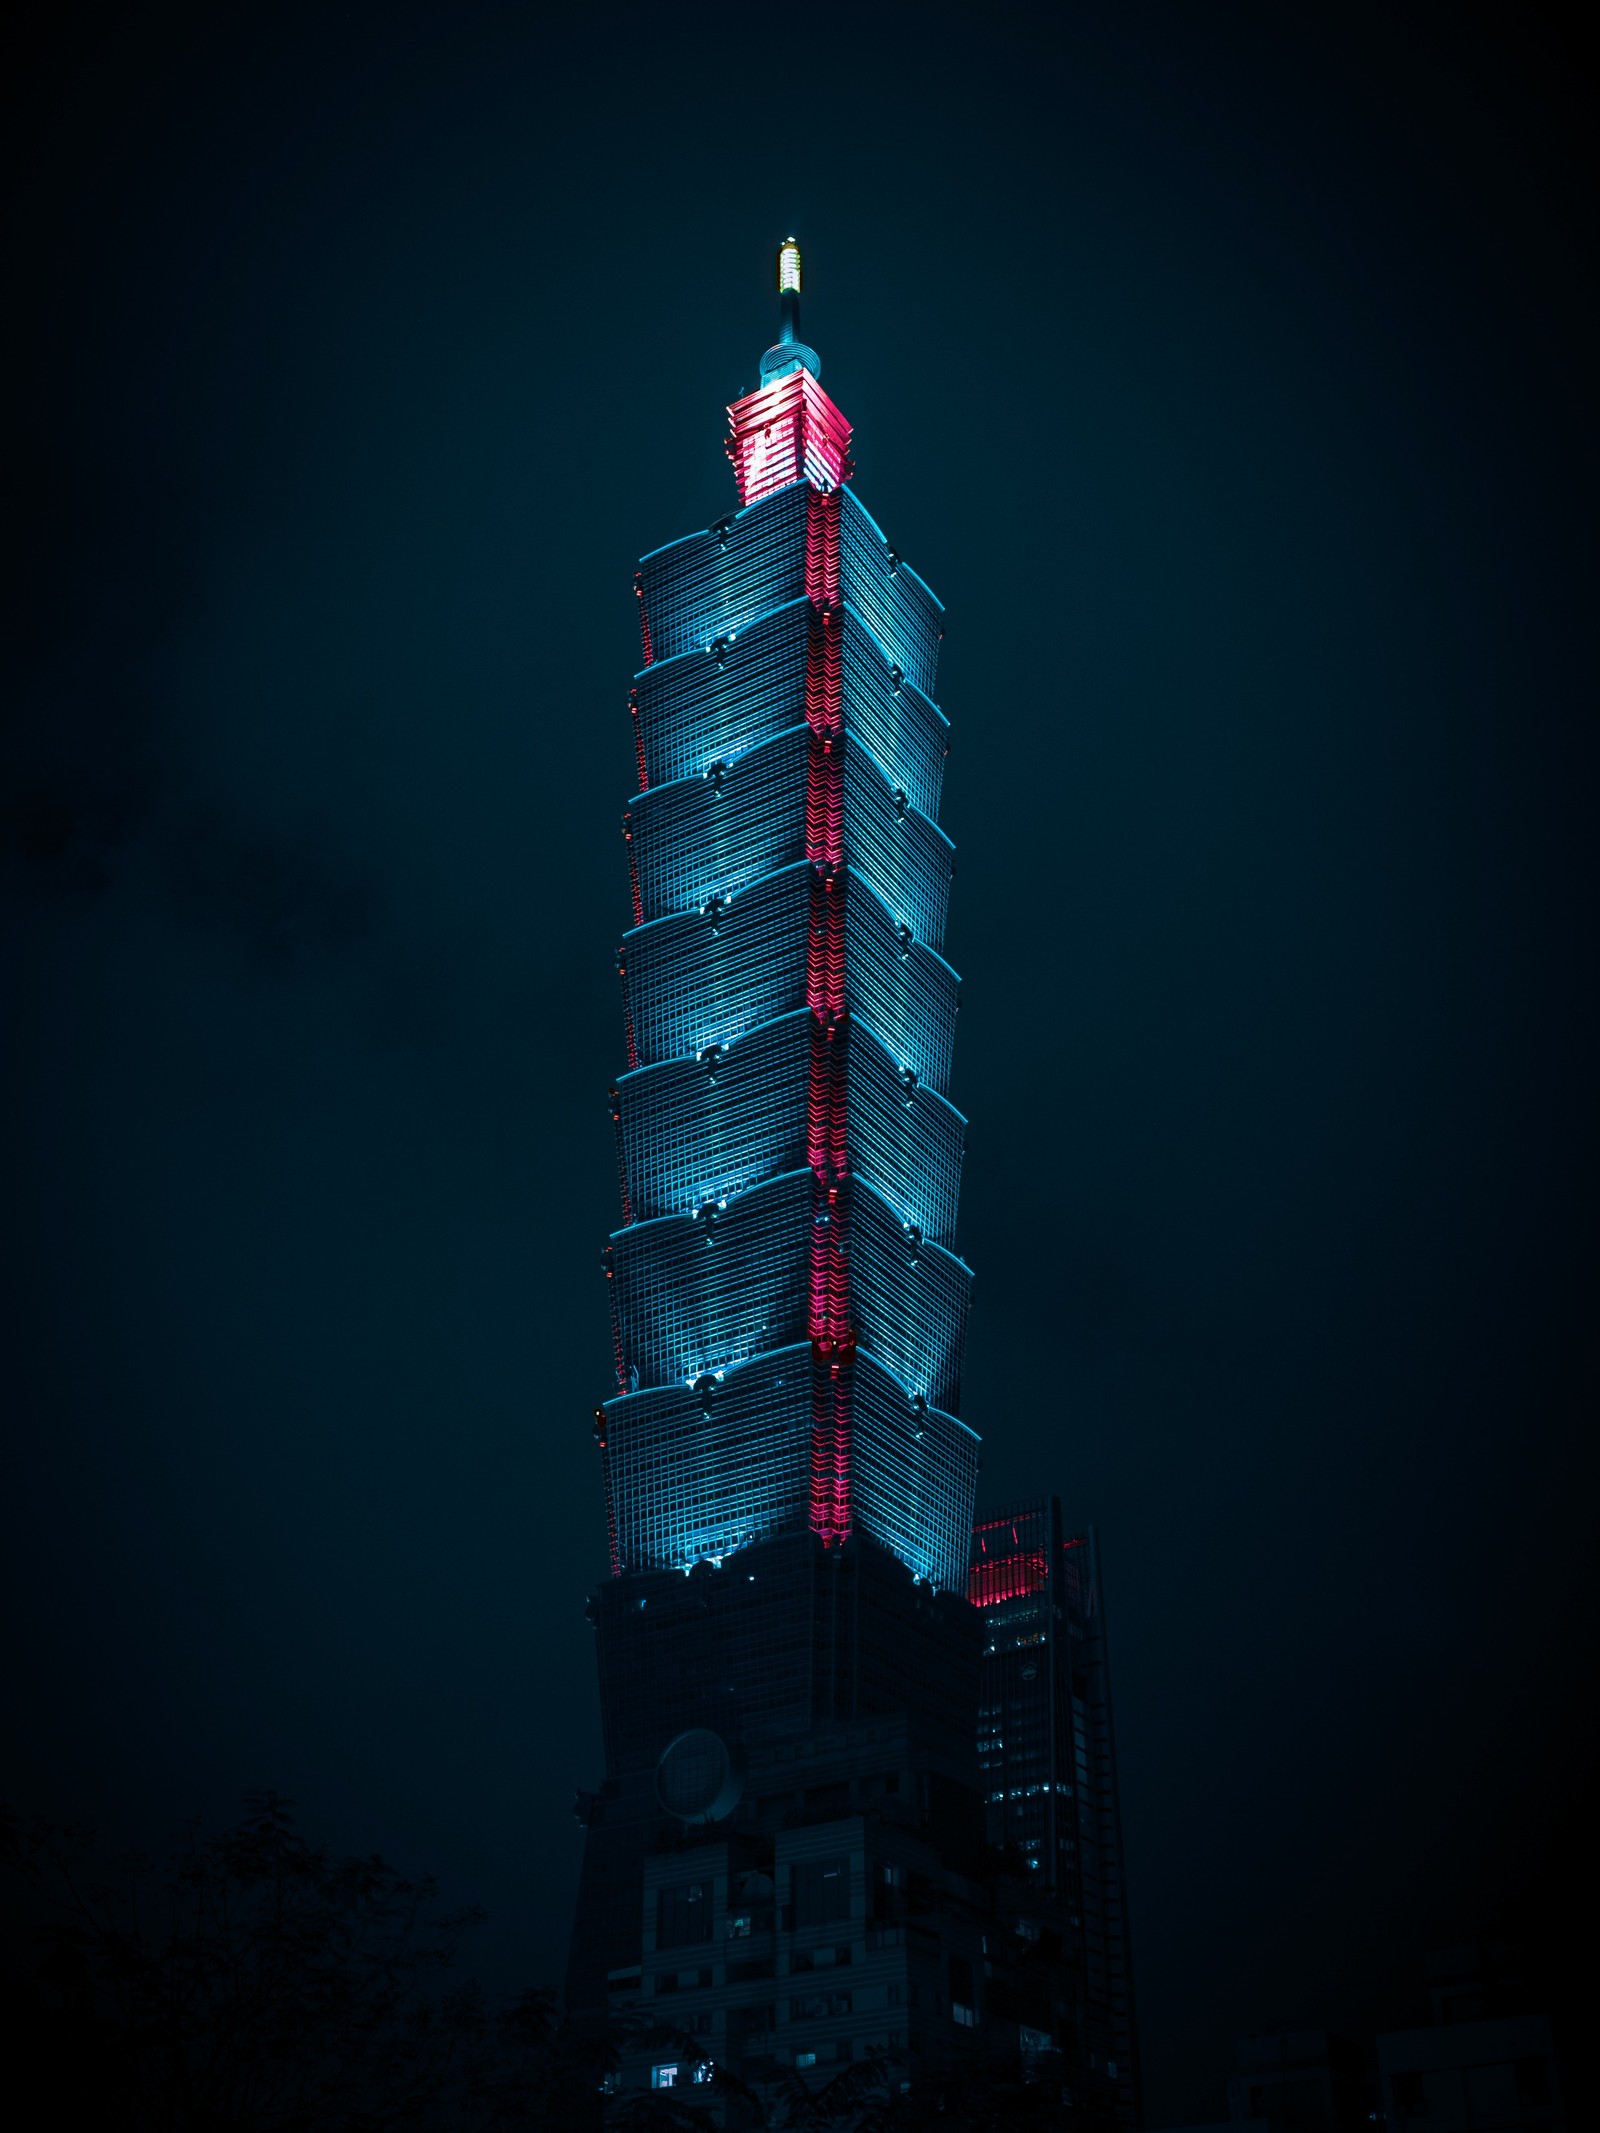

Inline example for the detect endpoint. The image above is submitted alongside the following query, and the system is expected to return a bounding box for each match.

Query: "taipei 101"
[2,11,1592,2132]
[568,239,1139,2124]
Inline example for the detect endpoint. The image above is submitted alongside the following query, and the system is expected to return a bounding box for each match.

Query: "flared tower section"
[598,243,978,1596]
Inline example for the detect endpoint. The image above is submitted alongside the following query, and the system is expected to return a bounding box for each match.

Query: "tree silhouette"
[2,1798,1098,2130]
[0,1793,606,2131]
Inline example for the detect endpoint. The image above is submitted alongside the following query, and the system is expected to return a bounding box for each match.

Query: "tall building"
[566,245,1133,2126]
[970,1504,1141,2127]
[597,237,976,1600]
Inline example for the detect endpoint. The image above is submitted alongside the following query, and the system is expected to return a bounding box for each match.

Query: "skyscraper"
[566,246,1131,2126]
[970,1505,1141,2127]
[598,237,977,1599]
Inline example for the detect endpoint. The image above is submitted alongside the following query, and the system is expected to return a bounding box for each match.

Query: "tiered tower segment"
[598,241,979,1594]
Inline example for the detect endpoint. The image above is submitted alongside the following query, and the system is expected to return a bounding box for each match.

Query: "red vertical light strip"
[805,988,838,1176]
[609,1085,632,1227]
[803,486,853,1547]
[602,1247,626,1394]
[628,689,649,794]
[634,574,654,668]
[804,485,842,606]
[622,812,643,928]
[617,948,638,1072]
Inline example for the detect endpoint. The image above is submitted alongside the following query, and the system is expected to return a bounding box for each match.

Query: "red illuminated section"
[969,1513,1053,1608]
[727,370,853,507]
[968,1552,1049,1609]
[801,485,853,1548]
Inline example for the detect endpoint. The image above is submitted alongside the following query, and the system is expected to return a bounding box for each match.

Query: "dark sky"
[3,2,1595,2122]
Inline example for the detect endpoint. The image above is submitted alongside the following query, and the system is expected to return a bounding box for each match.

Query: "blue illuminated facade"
[567,253,1138,2130]
[596,287,979,1596]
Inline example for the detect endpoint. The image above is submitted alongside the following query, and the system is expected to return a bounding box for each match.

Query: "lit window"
[651,2063,679,2089]
[795,2051,817,2069]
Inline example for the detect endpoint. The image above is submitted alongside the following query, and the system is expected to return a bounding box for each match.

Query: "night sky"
[4,3,1595,2122]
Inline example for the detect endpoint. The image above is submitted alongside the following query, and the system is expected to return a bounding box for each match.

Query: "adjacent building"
[1376,1947,1566,2131]
[971,1502,1140,2127]
[1210,1951,1569,2132]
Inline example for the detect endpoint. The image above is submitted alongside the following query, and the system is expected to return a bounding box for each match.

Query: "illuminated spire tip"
[760,235,820,386]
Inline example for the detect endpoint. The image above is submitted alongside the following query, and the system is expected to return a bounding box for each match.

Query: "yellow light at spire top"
[778,238,802,294]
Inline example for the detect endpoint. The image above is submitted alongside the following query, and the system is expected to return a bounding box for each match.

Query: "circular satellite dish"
[655,1728,745,1825]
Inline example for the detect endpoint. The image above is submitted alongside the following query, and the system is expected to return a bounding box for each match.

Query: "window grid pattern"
[627,725,812,924]
[604,1219,973,1546]
[603,1345,816,1572]
[604,442,979,1578]
[626,721,952,952]
[621,863,812,1067]
[849,1353,980,1594]
[836,613,948,823]
[843,1178,972,1414]
[609,1169,814,1392]
[841,1025,965,1245]
[636,481,944,719]
[633,609,946,828]
[840,875,959,1094]
[617,1010,813,1223]
[634,601,811,793]
[966,1507,1141,2121]
[837,487,944,703]
[637,481,813,671]
[839,736,954,952]
[620,866,958,1091]
[618,1013,965,1241]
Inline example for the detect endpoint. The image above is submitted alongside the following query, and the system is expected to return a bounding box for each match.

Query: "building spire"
[760,235,821,386]
[777,236,802,344]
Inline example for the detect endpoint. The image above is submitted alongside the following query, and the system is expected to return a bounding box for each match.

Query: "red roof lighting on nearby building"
[967,1550,1049,1610]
